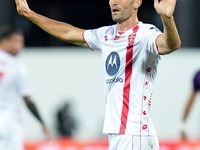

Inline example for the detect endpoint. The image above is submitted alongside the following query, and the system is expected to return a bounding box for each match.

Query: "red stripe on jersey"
[119,25,139,134]
[119,44,133,134]
[82,31,94,51]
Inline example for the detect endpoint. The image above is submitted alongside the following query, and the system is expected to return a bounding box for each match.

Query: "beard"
[112,15,124,23]
[111,10,133,23]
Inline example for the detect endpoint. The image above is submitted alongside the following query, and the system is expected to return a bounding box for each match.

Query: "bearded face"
[109,0,135,23]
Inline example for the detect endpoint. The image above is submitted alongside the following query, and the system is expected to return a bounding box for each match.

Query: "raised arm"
[154,0,181,54]
[15,0,87,47]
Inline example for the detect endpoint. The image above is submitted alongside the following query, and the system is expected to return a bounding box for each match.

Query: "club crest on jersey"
[128,33,136,45]
[105,52,120,76]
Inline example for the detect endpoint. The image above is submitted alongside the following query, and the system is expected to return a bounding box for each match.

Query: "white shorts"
[0,134,23,150]
[108,134,159,150]
[0,116,23,150]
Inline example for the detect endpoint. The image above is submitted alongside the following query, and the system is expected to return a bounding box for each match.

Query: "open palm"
[15,0,30,16]
[154,0,177,18]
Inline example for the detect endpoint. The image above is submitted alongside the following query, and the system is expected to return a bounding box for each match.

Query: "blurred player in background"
[181,70,200,140]
[15,0,181,149]
[0,27,50,150]
[56,102,77,137]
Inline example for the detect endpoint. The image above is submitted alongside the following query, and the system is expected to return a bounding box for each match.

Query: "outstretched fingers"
[154,0,160,9]
[154,0,158,4]
[15,0,30,15]
[154,0,177,18]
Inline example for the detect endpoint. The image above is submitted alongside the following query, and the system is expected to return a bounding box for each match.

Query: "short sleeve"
[146,25,163,55]
[83,28,102,51]
[16,64,31,97]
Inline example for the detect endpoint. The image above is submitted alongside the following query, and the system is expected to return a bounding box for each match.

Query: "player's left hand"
[154,0,177,19]
[42,125,51,140]
[181,130,187,141]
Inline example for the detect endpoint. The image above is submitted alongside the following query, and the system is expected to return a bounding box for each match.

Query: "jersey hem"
[103,130,157,136]
[103,132,157,136]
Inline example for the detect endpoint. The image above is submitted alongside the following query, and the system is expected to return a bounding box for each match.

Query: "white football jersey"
[0,50,30,135]
[83,22,162,135]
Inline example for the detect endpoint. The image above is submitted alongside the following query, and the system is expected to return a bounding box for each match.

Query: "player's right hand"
[181,130,187,141]
[15,0,31,16]
[42,125,51,140]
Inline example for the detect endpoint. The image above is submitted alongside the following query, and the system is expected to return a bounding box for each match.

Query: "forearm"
[24,10,83,43]
[24,96,45,125]
[15,0,87,46]
[183,90,196,121]
[183,100,193,121]
[161,16,181,52]
[154,0,181,54]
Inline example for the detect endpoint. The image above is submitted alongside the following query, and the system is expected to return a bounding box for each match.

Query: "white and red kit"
[0,50,30,150]
[83,22,162,136]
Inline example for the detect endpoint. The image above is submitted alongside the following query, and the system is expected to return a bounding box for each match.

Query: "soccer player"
[15,0,181,149]
[0,27,50,150]
[180,70,200,140]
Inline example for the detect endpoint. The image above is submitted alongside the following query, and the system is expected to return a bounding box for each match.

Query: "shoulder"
[101,24,117,34]
[87,24,117,35]
[137,22,163,43]
[0,50,17,64]
[138,22,161,33]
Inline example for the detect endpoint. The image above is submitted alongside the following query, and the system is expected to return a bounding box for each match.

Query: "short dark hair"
[0,26,23,42]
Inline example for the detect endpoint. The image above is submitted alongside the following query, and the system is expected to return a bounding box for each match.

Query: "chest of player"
[102,32,146,71]
[101,26,146,60]
[102,42,148,86]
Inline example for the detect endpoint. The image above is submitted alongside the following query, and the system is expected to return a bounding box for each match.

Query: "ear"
[134,0,142,10]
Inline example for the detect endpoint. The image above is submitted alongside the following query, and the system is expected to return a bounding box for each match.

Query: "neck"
[117,16,139,31]
[0,45,10,54]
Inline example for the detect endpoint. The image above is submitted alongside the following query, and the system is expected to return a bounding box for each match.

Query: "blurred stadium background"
[1,0,200,149]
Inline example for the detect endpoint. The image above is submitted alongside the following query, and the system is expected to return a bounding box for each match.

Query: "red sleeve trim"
[155,34,163,55]
[82,30,94,51]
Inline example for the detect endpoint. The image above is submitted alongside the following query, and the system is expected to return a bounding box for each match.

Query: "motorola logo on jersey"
[105,52,120,76]
[106,77,123,84]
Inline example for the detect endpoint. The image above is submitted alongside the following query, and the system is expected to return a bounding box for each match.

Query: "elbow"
[170,39,181,51]
[175,39,181,50]
[172,43,181,51]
